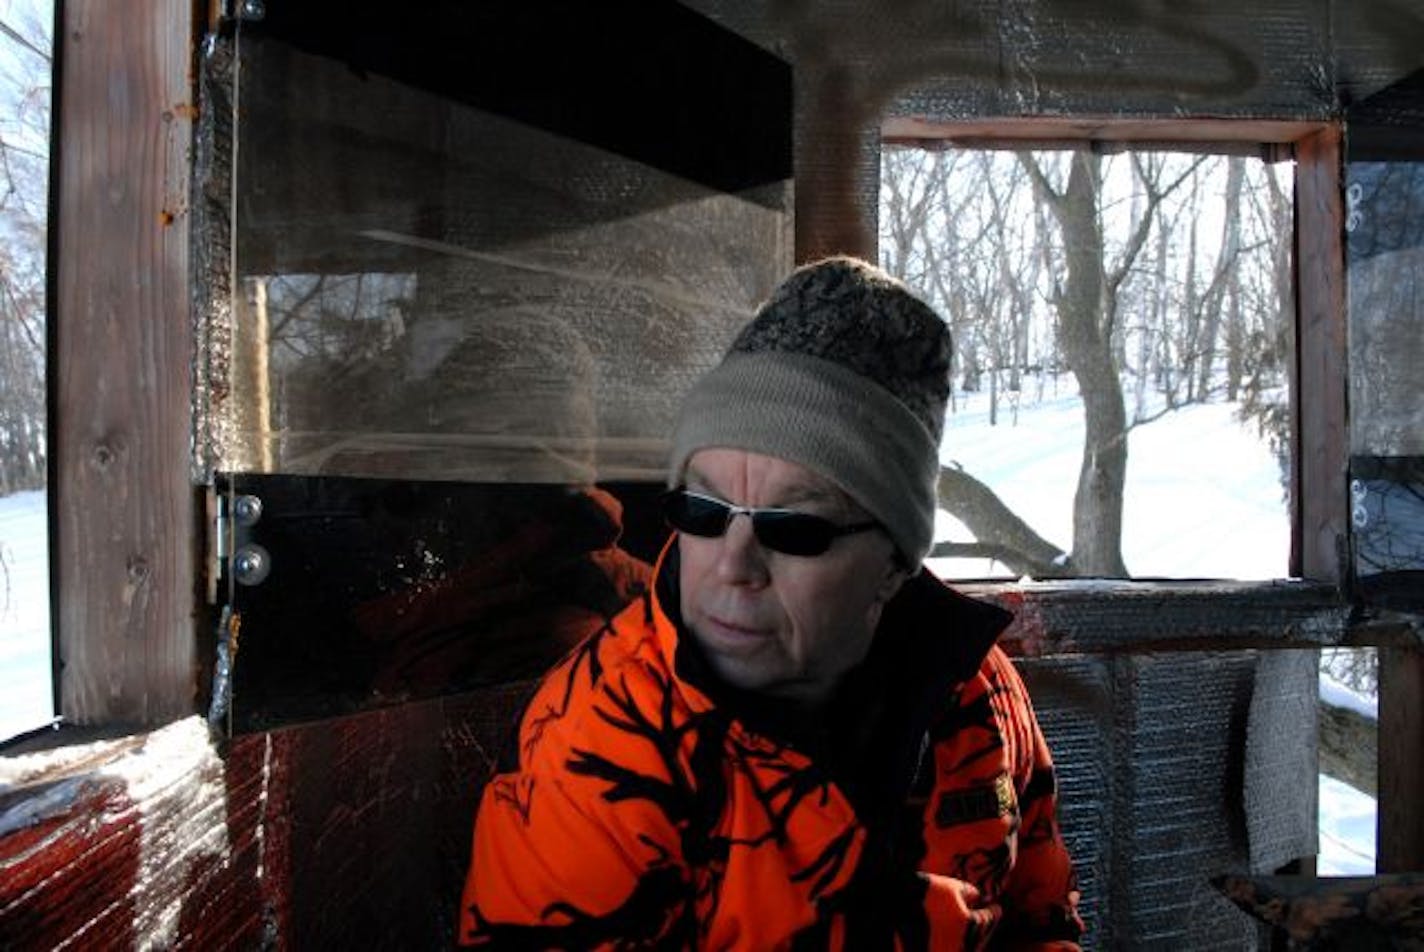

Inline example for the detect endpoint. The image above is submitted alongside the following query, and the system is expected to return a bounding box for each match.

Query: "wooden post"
[53,0,198,723]
[1378,645,1424,872]
[793,68,878,263]
[1292,125,1348,585]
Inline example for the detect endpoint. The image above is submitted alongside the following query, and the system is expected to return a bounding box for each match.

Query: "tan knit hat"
[669,256,952,566]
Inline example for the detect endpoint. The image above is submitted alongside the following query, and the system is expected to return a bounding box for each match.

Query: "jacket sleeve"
[458,663,693,948]
[916,647,1082,950]
[984,650,1083,950]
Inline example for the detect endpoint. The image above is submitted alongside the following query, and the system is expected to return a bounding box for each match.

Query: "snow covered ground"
[0,489,53,740]
[0,382,1376,867]
[928,384,1290,579]
[1319,773,1377,874]
[1317,670,1378,874]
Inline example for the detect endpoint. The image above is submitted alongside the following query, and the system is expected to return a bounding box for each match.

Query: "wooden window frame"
[880,116,1348,591]
[877,117,1424,874]
[51,33,1347,717]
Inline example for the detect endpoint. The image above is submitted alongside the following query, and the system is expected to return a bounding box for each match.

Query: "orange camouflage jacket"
[460,545,1082,949]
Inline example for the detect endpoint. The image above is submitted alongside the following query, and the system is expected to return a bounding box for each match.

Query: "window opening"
[1318,645,1378,873]
[0,0,51,743]
[880,145,1294,581]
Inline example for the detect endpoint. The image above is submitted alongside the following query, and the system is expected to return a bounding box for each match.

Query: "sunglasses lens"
[752,511,834,556]
[663,490,851,556]
[662,490,729,537]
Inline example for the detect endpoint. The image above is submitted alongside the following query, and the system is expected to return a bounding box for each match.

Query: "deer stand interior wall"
[2,1,1423,948]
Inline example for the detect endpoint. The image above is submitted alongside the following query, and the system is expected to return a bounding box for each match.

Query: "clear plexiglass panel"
[201,2,793,727]
[208,2,792,485]
[881,146,1294,580]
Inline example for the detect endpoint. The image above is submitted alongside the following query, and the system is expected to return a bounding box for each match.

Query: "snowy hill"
[928,383,1290,580]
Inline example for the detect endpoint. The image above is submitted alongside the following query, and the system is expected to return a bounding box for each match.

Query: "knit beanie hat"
[669,256,952,567]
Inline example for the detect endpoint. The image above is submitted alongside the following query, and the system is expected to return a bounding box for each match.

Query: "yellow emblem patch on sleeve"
[934,772,1018,829]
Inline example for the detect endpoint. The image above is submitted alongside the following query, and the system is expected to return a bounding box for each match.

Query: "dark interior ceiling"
[684,0,1424,122]
[247,0,792,197]
[245,0,1424,163]
[230,0,1424,277]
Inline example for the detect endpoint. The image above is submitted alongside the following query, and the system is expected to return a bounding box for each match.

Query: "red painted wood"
[0,777,140,948]
[1,684,530,949]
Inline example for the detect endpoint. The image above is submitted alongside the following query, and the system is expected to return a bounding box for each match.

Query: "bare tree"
[881,145,1292,578]
[0,3,49,495]
[1018,150,1204,576]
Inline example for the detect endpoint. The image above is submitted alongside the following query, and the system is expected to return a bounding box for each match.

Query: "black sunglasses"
[661,488,880,557]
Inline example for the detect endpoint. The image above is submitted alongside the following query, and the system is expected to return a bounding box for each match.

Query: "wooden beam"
[1292,125,1349,584]
[882,116,1327,151]
[960,580,1349,656]
[54,0,198,723]
[1378,645,1424,872]
[1213,873,1424,944]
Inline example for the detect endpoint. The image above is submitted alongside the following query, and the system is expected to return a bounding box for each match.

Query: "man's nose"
[715,513,770,586]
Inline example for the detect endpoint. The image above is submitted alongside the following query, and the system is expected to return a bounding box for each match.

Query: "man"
[459,257,1082,949]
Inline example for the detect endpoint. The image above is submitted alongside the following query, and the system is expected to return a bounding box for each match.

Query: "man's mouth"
[700,613,774,649]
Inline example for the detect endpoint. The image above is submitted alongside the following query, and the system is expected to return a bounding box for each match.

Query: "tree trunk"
[1196,156,1245,401]
[1055,153,1130,576]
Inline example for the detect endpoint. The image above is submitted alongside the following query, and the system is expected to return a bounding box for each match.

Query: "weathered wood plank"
[883,116,1326,148]
[54,0,198,722]
[960,580,1350,656]
[0,719,240,950]
[1379,645,1424,873]
[1293,125,1349,584]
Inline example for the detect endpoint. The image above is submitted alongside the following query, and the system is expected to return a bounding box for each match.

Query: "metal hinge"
[207,482,270,606]
[206,480,269,736]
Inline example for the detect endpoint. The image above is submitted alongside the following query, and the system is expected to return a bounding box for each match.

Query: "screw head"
[232,543,271,586]
[233,494,263,527]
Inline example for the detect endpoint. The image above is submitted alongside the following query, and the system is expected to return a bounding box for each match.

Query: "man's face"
[676,447,907,706]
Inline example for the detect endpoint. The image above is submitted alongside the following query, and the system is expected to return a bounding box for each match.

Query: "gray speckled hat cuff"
[669,351,939,566]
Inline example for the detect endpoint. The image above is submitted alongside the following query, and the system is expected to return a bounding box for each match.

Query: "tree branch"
[0,17,49,64]
[1016,151,1062,213]
[936,464,1076,578]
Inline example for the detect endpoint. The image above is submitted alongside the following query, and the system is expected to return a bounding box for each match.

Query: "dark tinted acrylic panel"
[219,473,666,733]
[250,0,792,203]
[1351,456,1424,610]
